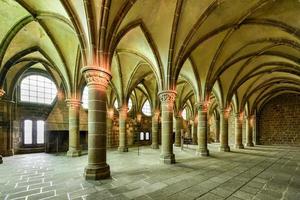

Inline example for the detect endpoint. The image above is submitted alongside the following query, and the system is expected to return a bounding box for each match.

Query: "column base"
[196,148,209,156]
[118,146,128,152]
[160,153,175,164]
[234,144,244,149]
[67,149,81,157]
[219,145,230,152]
[192,141,198,145]
[246,143,254,147]
[0,155,2,164]
[215,139,220,143]
[151,144,159,149]
[174,143,181,147]
[84,164,110,180]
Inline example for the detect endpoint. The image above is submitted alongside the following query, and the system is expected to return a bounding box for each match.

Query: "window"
[140,132,144,140]
[24,120,32,144]
[37,120,45,144]
[114,99,119,109]
[142,100,151,116]
[23,120,45,145]
[145,132,150,140]
[182,108,187,120]
[20,75,57,104]
[82,86,88,109]
[114,98,132,112]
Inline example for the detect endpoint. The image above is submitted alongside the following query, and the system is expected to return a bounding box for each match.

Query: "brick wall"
[258,94,300,145]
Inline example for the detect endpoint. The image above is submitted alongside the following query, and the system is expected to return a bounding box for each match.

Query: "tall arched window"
[142,100,151,116]
[20,75,57,104]
[182,108,187,120]
[82,86,88,109]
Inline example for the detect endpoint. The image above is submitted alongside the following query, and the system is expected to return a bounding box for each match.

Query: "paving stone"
[0,146,299,200]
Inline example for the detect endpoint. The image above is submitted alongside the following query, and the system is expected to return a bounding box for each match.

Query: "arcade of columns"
[0,73,255,180]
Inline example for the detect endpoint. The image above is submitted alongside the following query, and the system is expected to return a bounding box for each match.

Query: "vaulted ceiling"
[0,0,299,115]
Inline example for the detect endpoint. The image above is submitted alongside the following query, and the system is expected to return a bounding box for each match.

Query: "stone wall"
[110,113,153,148]
[258,94,300,145]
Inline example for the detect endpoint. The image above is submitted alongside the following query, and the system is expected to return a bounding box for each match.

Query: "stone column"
[187,123,192,139]
[234,113,244,149]
[66,99,81,157]
[196,103,209,156]
[81,67,111,180]
[246,116,254,147]
[192,117,197,144]
[219,109,230,152]
[174,115,182,147]
[106,108,114,148]
[0,89,4,164]
[118,106,128,152]
[151,111,159,149]
[215,118,220,142]
[158,90,176,164]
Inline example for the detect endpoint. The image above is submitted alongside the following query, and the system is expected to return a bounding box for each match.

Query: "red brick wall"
[258,94,300,145]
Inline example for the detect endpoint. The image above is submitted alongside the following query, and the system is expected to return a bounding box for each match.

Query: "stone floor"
[0,144,299,200]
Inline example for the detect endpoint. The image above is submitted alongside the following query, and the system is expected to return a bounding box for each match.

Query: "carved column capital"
[81,66,111,88]
[118,106,128,119]
[66,99,81,109]
[158,90,176,103]
[195,102,208,112]
[219,107,231,118]
[0,89,5,98]
[235,112,244,120]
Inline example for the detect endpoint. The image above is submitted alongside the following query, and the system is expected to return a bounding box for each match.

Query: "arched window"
[114,98,132,112]
[140,132,144,140]
[145,132,150,140]
[24,120,33,145]
[20,75,57,104]
[142,100,151,116]
[182,108,187,120]
[82,86,88,109]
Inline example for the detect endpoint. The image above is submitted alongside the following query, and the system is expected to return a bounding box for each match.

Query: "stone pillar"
[246,116,254,147]
[106,108,114,148]
[0,89,4,164]
[234,113,244,149]
[215,118,220,142]
[158,90,176,164]
[81,67,111,180]
[66,99,81,157]
[186,123,191,139]
[151,111,159,149]
[174,115,182,147]
[118,106,128,152]
[192,117,197,144]
[196,103,209,156]
[219,109,230,152]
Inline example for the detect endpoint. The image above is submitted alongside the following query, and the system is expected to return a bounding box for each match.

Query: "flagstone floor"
[0,144,299,200]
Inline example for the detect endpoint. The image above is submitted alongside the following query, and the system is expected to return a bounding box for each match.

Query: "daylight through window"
[20,75,57,104]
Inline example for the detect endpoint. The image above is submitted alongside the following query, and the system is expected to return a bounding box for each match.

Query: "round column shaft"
[66,99,81,157]
[81,67,111,180]
[174,116,182,147]
[0,89,5,163]
[158,90,176,164]
[106,111,113,148]
[219,109,230,152]
[215,118,220,142]
[118,107,128,152]
[196,103,209,156]
[234,113,244,149]
[246,116,254,147]
[192,118,197,145]
[151,111,159,149]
